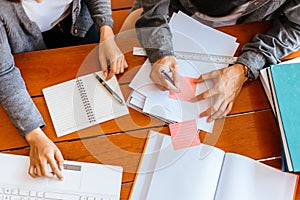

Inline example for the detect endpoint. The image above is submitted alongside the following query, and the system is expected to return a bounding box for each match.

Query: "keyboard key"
[11,188,19,195]
[44,192,80,200]
[11,197,21,200]
[19,189,30,196]
[4,188,10,194]
[29,191,37,197]
[37,192,44,198]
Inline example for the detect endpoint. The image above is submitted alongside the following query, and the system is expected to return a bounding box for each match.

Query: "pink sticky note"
[169,76,197,102]
[169,119,200,150]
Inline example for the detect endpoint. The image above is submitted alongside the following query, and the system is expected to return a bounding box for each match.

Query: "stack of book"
[260,58,300,172]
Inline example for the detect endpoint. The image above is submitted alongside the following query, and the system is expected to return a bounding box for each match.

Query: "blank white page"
[146,135,225,200]
[215,153,298,200]
[169,11,239,56]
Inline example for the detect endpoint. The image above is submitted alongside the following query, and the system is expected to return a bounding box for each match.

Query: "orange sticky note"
[169,119,200,150]
[169,76,197,102]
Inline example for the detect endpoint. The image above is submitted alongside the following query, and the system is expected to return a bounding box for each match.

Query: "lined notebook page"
[79,73,129,125]
[43,72,128,137]
[43,79,89,137]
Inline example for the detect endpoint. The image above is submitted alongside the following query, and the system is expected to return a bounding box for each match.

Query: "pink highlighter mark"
[169,119,200,150]
[169,76,197,102]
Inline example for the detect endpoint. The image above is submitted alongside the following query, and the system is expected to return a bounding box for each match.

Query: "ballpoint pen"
[93,73,124,105]
[161,69,175,86]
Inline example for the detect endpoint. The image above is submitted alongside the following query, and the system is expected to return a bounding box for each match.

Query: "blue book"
[268,62,300,172]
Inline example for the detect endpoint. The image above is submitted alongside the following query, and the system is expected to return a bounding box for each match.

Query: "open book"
[43,71,129,137]
[130,131,298,200]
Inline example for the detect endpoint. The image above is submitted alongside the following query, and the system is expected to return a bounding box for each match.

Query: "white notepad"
[43,71,129,137]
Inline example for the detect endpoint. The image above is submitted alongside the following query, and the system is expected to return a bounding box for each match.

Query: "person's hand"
[99,25,128,81]
[150,56,180,91]
[25,128,64,180]
[193,64,248,122]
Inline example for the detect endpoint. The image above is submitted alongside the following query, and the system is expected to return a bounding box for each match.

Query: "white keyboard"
[0,186,115,200]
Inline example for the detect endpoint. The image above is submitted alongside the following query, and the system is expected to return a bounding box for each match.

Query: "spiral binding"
[76,79,96,124]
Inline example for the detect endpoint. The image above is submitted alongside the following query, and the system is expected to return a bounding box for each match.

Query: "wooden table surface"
[2,21,300,199]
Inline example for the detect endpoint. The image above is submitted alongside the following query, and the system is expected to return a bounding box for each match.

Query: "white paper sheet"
[146,132,225,200]
[215,153,298,200]
[128,12,240,133]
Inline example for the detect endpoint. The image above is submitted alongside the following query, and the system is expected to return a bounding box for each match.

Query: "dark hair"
[7,0,21,2]
[189,0,249,17]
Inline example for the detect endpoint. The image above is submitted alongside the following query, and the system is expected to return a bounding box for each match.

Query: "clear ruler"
[133,47,237,65]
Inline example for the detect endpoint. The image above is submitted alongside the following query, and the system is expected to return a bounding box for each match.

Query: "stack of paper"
[127,12,239,133]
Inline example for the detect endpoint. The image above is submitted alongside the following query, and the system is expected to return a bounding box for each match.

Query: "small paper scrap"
[169,119,200,150]
[169,76,197,102]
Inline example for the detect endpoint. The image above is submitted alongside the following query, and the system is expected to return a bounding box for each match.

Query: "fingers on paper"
[193,87,217,102]
[195,71,217,83]
[200,97,233,122]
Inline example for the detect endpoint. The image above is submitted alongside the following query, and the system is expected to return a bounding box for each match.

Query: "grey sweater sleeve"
[135,0,175,63]
[84,0,114,30]
[0,22,45,137]
[237,0,300,79]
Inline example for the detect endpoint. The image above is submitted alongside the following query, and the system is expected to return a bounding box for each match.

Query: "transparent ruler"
[133,47,237,65]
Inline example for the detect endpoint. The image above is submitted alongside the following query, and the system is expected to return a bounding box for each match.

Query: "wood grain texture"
[111,0,134,10]
[2,20,300,199]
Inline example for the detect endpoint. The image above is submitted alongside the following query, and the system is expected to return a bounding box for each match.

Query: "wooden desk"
[1,21,299,199]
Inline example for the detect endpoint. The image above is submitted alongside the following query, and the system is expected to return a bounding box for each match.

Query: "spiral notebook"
[43,71,129,137]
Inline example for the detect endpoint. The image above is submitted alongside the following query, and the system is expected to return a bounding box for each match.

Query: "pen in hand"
[161,69,175,86]
[93,73,124,105]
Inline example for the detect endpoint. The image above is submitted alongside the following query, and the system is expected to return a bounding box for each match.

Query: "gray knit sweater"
[0,0,113,137]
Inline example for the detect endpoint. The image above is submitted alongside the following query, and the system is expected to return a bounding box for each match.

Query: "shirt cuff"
[237,50,267,79]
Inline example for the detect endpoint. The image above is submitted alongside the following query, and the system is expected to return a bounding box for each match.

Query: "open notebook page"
[146,133,225,200]
[78,73,129,125]
[215,153,298,200]
[43,78,90,137]
[43,72,128,137]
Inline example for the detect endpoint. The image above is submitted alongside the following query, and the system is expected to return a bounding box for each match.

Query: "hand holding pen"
[98,26,128,81]
[150,56,180,92]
